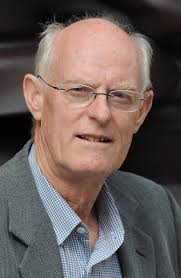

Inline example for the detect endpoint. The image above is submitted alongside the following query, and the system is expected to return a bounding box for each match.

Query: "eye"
[66,85,93,99]
[110,90,135,104]
[112,91,128,98]
[69,86,89,93]
[71,87,86,92]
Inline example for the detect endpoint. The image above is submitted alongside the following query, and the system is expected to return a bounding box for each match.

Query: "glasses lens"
[65,85,94,105]
[110,90,142,111]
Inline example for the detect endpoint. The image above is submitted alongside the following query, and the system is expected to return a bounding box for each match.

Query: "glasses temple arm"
[36,75,65,91]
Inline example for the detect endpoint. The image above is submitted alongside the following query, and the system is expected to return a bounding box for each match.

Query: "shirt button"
[77,226,86,234]
[85,267,92,275]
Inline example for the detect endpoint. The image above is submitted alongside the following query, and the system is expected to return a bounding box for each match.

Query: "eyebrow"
[59,79,138,92]
[118,87,137,91]
[110,85,137,92]
[60,78,90,85]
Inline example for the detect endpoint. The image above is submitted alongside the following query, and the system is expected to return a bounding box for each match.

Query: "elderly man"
[0,15,180,278]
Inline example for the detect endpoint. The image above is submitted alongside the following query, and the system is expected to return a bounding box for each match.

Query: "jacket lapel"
[19,219,63,278]
[107,176,156,278]
[9,196,63,278]
[7,141,63,278]
[117,222,156,278]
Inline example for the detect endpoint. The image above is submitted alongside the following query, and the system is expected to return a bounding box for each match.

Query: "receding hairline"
[51,17,134,49]
[35,15,153,92]
[37,17,139,77]
[58,17,129,34]
[46,17,135,60]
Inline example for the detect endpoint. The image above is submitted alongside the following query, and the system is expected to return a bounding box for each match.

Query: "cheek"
[40,94,83,152]
[113,113,136,160]
[115,112,137,138]
[40,95,68,149]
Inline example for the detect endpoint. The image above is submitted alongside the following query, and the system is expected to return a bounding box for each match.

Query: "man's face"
[29,19,152,181]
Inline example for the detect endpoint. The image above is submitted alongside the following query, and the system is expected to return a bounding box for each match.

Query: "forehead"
[51,19,140,87]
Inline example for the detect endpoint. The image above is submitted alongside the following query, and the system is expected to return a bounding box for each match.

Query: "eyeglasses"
[37,74,149,112]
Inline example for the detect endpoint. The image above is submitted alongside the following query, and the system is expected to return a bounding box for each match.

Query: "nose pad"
[91,92,109,106]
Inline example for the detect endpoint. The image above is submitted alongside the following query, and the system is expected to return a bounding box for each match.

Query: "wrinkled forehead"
[51,18,140,85]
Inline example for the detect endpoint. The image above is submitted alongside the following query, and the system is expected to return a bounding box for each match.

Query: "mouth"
[76,134,112,143]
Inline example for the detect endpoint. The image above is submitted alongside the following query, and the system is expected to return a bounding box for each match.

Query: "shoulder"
[106,170,179,216]
[0,140,32,196]
[107,170,166,198]
[107,171,181,237]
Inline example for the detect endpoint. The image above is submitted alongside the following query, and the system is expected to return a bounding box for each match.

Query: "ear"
[23,74,44,121]
[133,90,154,134]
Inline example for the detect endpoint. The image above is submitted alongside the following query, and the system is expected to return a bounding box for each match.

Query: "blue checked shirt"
[28,144,124,277]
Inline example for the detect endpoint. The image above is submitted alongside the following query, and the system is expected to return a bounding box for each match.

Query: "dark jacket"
[0,141,180,277]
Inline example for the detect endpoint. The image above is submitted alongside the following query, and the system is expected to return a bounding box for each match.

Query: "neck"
[34,133,105,223]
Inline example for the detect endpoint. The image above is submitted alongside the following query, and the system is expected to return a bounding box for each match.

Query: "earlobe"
[133,90,154,134]
[23,74,43,121]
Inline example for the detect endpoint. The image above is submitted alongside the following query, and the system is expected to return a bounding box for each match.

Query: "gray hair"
[35,14,153,92]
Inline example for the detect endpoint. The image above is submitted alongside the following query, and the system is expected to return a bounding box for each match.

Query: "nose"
[86,93,112,125]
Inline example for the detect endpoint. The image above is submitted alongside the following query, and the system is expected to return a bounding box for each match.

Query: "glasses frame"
[36,74,151,112]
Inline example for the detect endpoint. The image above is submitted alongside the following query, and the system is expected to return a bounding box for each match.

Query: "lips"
[76,134,112,143]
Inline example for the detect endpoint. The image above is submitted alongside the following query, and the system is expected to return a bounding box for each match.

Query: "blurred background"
[0,0,181,203]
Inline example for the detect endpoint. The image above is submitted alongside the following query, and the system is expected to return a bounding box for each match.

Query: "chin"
[74,161,118,179]
[58,153,121,180]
